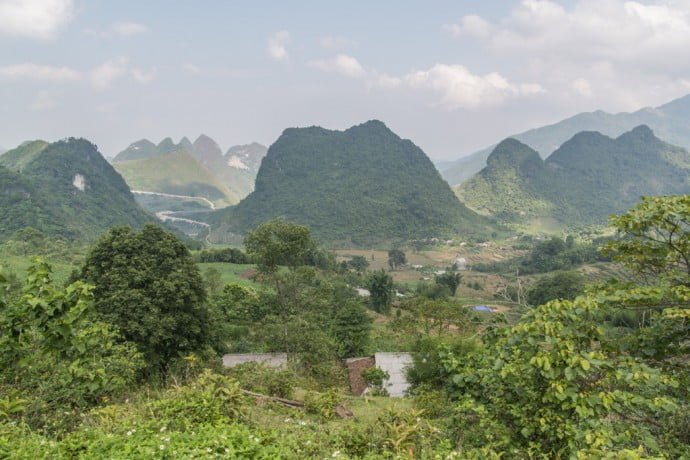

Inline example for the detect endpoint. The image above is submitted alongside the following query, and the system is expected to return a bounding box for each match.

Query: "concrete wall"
[374,352,413,397]
[222,353,288,369]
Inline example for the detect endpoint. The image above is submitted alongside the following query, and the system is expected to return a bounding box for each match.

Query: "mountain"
[112,136,267,208]
[0,138,153,241]
[455,126,690,229]
[113,149,241,207]
[442,93,690,186]
[209,120,494,245]
[225,143,267,172]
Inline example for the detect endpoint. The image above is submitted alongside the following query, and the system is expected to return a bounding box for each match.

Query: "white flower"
[160,426,167,432]
[159,445,165,450]
[126,430,133,436]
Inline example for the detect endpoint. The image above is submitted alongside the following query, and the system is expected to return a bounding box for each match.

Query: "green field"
[196,262,258,286]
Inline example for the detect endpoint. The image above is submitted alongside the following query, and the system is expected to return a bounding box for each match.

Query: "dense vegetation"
[1,196,688,458]
[0,139,153,242]
[210,120,495,245]
[474,235,608,275]
[456,126,690,228]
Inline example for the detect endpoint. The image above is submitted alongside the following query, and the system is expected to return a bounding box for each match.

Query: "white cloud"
[443,1,690,110]
[319,35,355,50]
[0,62,81,81]
[309,54,366,78]
[90,57,129,89]
[443,14,491,38]
[267,30,290,62]
[399,64,545,109]
[111,21,148,37]
[183,63,201,74]
[130,67,156,84]
[0,0,75,39]
[30,90,57,110]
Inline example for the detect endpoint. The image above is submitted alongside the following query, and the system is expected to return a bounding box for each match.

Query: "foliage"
[445,297,681,457]
[223,362,297,399]
[387,248,407,270]
[0,138,153,242]
[366,269,393,313]
[211,120,494,244]
[0,259,143,432]
[456,126,690,228]
[330,301,373,358]
[195,247,250,264]
[79,225,213,373]
[361,367,390,396]
[435,271,462,296]
[527,270,585,306]
[303,388,342,420]
[347,255,369,273]
[475,235,607,275]
[244,219,315,274]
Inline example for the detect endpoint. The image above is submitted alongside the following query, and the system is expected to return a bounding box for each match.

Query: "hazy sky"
[2,0,690,160]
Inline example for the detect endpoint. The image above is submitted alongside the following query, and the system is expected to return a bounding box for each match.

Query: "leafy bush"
[224,362,297,399]
[361,367,390,396]
[303,388,342,420]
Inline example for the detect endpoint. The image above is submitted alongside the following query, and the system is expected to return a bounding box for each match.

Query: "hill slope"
[456,126,690,228]
[442,93,690,186]
[113,136,267,207]
[0,138,153,240]
[209,120,494,244]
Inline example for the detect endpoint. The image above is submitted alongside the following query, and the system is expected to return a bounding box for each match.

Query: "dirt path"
[155,211,210,228]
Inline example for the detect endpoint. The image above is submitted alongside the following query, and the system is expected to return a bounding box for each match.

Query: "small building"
[222,353,288,369]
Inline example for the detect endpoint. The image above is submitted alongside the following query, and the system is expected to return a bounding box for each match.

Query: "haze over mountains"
[209,120,493,244]
[0,139,152,240]
[455,125,690,229]
[442,94,690,186]
[112,136,267,208]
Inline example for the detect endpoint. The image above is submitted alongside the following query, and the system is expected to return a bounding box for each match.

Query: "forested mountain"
[209,120,494,244]
[456,125,690,228]
[0,138,153,241]
[442,93,690,186]
[112,136,267,207]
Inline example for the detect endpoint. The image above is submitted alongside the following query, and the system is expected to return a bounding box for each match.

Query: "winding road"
[132,190,214,229]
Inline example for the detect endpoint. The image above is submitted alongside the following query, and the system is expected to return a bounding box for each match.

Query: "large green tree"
[367,269,393,313]
[79,225,212,372]
[244,219,315,274]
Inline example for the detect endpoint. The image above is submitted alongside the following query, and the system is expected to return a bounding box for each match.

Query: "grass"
[197,262,258,287]
[0,252,82,285]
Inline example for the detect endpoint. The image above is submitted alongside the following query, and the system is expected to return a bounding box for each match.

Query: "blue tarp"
[473,305,493,312]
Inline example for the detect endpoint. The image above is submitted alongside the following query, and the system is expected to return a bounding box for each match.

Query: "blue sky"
[2,0,690,159]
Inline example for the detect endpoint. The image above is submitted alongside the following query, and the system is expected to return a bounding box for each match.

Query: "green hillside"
[113,137,267,208]
[456,126,690,229]
[114,149,240,207]
[209,120,494,245]
[442,93,690,186]
[0,138,153,241]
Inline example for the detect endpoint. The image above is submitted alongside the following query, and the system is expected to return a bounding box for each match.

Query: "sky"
[2,0,690,160]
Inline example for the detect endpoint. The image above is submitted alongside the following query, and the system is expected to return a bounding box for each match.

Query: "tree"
[203,267,223,297]
[387,249,407,271]
[79,225,212,373]
[526,271,585,306]
[0,259,143,431]
[445,297,679,457]
[367,269,393,313]
[244,219,315,274]
[348,255,369,273]
[331,301,372,358]
[435,271,462,296]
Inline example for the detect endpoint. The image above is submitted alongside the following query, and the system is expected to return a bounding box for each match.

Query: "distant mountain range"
[209,120,494,245]
[441,93,690,186]
[112,136,267,209]
[455,125,690,229]
[0,138,153,241]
